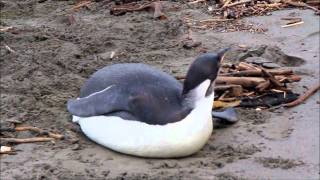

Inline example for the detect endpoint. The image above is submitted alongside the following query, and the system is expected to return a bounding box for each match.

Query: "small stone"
[262,62,281,68]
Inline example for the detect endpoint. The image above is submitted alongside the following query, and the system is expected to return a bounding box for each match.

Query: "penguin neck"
[182,79,213,109]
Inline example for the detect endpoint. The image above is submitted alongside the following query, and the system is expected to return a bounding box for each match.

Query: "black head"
[182,48,230,96]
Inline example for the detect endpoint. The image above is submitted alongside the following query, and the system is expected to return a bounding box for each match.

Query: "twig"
[223,0,253,8]
[281,21,304,28]
[283,0,320,14]
[256,80,271,92]
[71,0,93,11]
[281,17,302,21]
[110,51,115,59]
[256,3,282,8]
[4,44,16,53]
[188,0,207,5]
[261,68,283,87]
[238,62,261,71]
[15,126,64,139]
[215,85,243,97]
[284,83,320,107]
[218,90,230,100]
[216,76,266,88]
[222,0,232,8]
[199,18,233,23]
[1,137,54,144]
[221,69,293,76]
[0,26,13,32]
[0,146,15,154]
[110,2,167,19]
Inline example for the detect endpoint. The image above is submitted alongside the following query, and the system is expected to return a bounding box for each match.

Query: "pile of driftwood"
[204,0,320,18]
[176,61,319,109]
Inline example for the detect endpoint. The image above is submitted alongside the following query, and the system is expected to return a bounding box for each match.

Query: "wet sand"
[0,1,319,179]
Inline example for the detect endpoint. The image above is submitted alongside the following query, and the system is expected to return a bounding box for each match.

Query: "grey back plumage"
[67,63,191,125]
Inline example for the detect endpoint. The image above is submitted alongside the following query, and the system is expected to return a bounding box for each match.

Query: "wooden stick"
[199,18,233,23]
[281,17,302,21]
[188,0,207,5]
[284,0,320,13]
[111,2,166,19]
[276,75,301,83]
[256,80,271,92]
[15,126,64,139]
[256,3,282,8]
[0,146,12,154]
[71,0,93,11]
[281,21,304,28]
[238,62,261,71]
[222,0,232,8]
[214,85,243,97]
[261,68,283,87]
[1,137,54,144]
[4,44,16,53]
[223,0,253,8]
[0,26,13,32]
[221,69,293,77]
[216,76,266,88]
[284,84,320,107]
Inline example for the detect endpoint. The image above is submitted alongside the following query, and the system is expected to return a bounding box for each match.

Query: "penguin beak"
[217,47,231,63]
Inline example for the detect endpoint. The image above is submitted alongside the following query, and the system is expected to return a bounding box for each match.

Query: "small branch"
[71,0,93,11]
[110,2,167,20]
[221,69,293,76]
[284,83,320,107]
[223,0,253,8]
[261,68,283,87]
[281,21,304,28]
[1,137,54,144]
[238,62,261,71]
[4,44,16,54]
[256,80,271,92]
[0,146,12,154]
[0,26,13,32]
[283,0,320,14]
[216,76,266,88]
[215,85,243,97]
[188,0,207,5]
[199,18,233,23]
[222,0,232,8]
[15,126,64,139]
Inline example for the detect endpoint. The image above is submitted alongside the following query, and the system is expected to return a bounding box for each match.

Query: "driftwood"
[0,26,13,32]
[216,76,266,88]
[284,83,320,107]
[110,2,167,19]
[283,0,320,14]
[256,80,271,92]
[221,69,293,76]
[214,85,243,96]
[188,0,207,5]
[276,75,301,83]
[223,0,253,8]
[71,0,93,11]
[15,126,64,139]
[238,62,260,71]
[261,68,283,87]
[0,137,54,144]
[281,21,304,28]
[0,146,16,154]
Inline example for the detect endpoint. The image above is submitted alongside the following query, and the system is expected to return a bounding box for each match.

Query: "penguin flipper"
[67,85,129,117]
[212,107,238,124]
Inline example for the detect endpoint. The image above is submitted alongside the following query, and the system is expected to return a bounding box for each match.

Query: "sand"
[0,0,319,179]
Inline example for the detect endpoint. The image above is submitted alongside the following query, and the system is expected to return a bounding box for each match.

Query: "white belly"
[73,95,214,158]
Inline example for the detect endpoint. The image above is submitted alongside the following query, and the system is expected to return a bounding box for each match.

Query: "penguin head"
[182,48,230,97]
